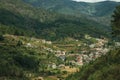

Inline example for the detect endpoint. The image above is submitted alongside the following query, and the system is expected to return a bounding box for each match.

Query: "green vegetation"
[66,49,120,80]
[23,0,120,26]
[65,5,120,80]
[0,45,35,79]
[0,35,63,79]
[0,0,110,41]
[0,0,119,80]
[23,0,119,17]
[112,5,120,39]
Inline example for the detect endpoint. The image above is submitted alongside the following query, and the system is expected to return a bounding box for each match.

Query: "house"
[85,34,91,39]
[58,64,65,68]
[59,55,66,61]
[61,51,66,55]
[42,39,52,44]
[46,41,52,44]
[78,44,81,47]
[26,43,32,47]
[35,77,44,80]
[115,42,120,47]
[52,63,57,69]
[47,63,57,69]
[76,40,79,42]
[42,40,46,43]
[102,48,109,54]
[76,55,83,65]
[55,50,66,57]
[89,44,95,48]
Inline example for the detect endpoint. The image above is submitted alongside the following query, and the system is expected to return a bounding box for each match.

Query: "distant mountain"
[22,0,120,26]
[0,0,110,41]
[22,0,120,16]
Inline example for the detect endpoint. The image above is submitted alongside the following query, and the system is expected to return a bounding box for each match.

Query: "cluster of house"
[41,40,52,44]
[25,36,111,67]
[23,35,119,68]
[74,37,110,65]
[115,42,120,47]
[48,63,67,69]
[25,38,52,48]
[67,37,111,66]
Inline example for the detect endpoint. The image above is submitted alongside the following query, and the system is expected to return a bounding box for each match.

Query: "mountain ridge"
[72,0,120,3]
[22,0,120,26]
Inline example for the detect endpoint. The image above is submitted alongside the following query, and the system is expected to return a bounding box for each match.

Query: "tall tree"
[0,35,4,41]
[112,5,120,39]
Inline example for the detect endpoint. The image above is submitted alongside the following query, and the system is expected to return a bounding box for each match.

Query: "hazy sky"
[72,0,120,3]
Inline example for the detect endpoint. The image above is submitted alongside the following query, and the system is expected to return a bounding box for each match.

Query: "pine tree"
[112,5,120,39]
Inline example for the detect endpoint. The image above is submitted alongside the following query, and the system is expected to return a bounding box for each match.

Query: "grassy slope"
[0,34,60,79]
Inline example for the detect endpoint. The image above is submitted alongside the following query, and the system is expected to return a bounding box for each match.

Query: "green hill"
[0,0,110,41]
[22,0,120,26]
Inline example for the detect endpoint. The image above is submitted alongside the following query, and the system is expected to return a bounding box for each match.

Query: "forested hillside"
[0,0,110,41]
[22,0,119,17]
[22,0,120,26]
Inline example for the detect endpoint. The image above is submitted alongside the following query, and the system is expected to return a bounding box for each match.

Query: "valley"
[0,34,119,80]
[0,0,120,80]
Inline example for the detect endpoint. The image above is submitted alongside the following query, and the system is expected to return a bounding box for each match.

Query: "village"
[6,34,119,70]
[22,34,115,69]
